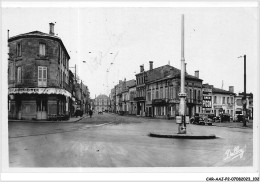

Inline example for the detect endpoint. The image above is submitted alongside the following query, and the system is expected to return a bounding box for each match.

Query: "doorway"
[36,98,47,120]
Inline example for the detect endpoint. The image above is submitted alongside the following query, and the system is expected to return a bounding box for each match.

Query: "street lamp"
[238,55,247,127]
[177,14,187,134]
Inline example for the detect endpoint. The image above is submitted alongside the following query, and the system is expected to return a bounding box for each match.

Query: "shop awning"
[8,88,72,98]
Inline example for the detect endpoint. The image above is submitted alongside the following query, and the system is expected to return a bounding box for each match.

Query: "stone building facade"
[211,86,235,118]
[234,93,253,120]
[8,23,72,120]
[143,62,203,119]
[94,94,110,112]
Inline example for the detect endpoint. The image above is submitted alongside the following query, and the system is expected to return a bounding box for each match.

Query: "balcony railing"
[152,99,167,105]
[134,96,146,101]
[186,98,202,104]
[8,79,72,93]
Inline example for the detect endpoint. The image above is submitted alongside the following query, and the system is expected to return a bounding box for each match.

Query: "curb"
[8,115,87,123]
[149,132,217,139]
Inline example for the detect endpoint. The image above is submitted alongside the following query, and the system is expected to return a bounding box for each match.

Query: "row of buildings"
[8,23,91,120]
[105,61,253,120]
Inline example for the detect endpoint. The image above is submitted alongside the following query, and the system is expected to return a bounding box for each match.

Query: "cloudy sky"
[2,3,258,98]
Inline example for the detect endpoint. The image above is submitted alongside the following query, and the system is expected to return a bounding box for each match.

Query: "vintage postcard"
[1,0,259,181]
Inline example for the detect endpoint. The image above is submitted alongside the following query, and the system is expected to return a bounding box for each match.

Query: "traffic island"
[149,132,217,139]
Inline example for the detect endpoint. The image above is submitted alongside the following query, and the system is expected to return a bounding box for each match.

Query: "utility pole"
[74,64,77,83]
[114,85,116,113]
[238,54,247,127]
[81,80,83,111]
[243,55,247,127]
[178,14,187,134]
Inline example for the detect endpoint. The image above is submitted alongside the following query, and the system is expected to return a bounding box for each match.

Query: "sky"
[2,5,259,99]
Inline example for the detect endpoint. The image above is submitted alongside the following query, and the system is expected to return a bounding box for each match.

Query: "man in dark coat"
[89,110,93,118]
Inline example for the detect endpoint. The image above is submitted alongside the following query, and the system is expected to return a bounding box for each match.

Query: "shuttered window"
[17,67,21,83]
[38,66,47,87]
[39,43,46,56]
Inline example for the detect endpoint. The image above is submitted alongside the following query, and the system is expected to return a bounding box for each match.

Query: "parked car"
[236,114,244,122]
[190,113,205,125]
[214,116,220,122]
[200,113,214,125]
[221,114,231,122]
[74,109,83,117]
[190,113,214,125]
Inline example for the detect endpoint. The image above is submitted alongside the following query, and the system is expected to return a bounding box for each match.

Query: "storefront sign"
[8,88,72,98]
[168,99,180,104]
[202,88,212,94]
[214,105,222,109]
[203,96,212,100]
[152,99,166,105]
[176,116,182,124]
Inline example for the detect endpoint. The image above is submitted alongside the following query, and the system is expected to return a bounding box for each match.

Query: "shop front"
[152,99,167,119]
[8,88,72,120]
[168,99,180,119]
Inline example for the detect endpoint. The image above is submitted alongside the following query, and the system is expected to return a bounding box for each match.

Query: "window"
[152,89,155,100]
[173,87,176,99]
[39,43,46,56]
[231,97,233,104]
[17,43,22,56]
[147,92,151,101]
[38,66,47,87]
[8,99,11,111]
[214,96,217,104]
[223,97,225,104]
[227,97,230,104]
[156,90,159,99]
[160,88,163,99]
[17,67,22,83]
[194,90,197,101]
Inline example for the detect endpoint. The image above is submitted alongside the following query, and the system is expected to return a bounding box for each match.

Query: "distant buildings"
[8,23,90,120]
[109,61,253,121]
[235,93,253,119]
[94,94,110,112]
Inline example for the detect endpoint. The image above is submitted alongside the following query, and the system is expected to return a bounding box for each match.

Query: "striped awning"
[8,88,72,98]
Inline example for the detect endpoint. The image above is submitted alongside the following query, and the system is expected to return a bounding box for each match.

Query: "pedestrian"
[89,109,93,118]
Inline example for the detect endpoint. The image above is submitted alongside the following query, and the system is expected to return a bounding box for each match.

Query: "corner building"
[8,23,72,120]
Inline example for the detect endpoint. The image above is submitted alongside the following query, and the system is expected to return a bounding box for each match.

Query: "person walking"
[89,109,93,118]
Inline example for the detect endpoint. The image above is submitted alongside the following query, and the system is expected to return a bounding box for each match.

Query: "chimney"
[49,22,55,35]
[229,86,234,93]
[195,70,199,78]
[140,65,144,73]
[149,61,153,70]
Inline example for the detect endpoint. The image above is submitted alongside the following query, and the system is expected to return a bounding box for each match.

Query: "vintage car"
[221,114,231,122]
[190,113,205,125]
[190,113,214,125]
[74,109,83,117]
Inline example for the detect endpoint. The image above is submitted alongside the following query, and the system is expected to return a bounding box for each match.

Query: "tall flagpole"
[178,14,187,134]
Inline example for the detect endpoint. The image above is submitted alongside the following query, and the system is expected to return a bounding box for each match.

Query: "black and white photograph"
[0,0,259,181]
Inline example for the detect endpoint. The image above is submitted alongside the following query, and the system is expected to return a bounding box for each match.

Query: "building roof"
[212,87,236,95]
[126,79,136,88]
[96,94,109,99]
[8,30,70,59]
[144,64,202,84]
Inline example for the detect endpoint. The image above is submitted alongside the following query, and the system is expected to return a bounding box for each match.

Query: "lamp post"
[178,14,187,134]
[238,55,247,127]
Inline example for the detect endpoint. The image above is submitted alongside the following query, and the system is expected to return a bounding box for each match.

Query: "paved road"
[9,113,253,167]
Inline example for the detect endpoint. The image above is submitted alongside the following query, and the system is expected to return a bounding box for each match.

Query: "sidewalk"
[213,121,253,129]
[8,114,88,123]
